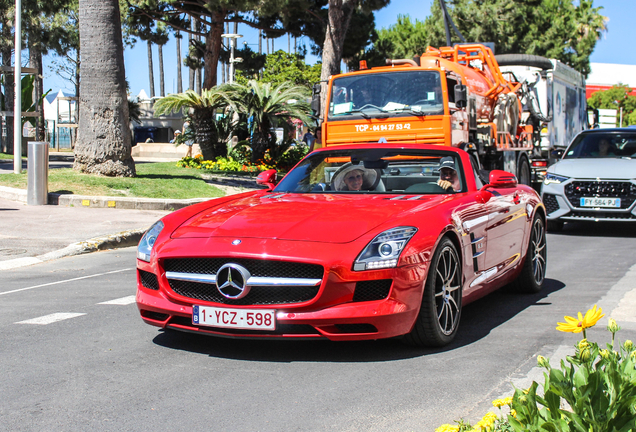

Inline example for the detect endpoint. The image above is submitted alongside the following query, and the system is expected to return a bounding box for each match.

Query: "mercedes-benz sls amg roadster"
[136,144,546,346]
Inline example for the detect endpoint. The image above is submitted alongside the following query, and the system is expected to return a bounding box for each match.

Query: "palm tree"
[75,0,135,176]
[220,80,310,162]
[153,88,231,160]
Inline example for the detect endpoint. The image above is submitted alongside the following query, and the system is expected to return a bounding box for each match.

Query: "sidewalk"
[0,154,263,270]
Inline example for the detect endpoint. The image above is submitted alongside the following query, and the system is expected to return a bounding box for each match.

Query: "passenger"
[437,156,462,192]
[334,165,377,191]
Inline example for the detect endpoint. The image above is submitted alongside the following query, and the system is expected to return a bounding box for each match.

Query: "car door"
[484,186,527,276]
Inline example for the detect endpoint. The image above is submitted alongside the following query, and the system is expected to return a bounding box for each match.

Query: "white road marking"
[16,312,86,325]
[98,295,136,305]
[0,268,134,297]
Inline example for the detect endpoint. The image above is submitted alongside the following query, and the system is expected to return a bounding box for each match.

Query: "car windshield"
[564,132,636,159]
[328,71,444,120]
[273,148,464,194]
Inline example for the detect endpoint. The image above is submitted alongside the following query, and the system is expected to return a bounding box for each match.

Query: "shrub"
[437,306,636,432]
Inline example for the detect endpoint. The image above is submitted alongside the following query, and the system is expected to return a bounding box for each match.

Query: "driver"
[437,157,462,192]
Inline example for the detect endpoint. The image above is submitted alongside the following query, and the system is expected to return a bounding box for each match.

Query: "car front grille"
[565,181,636,209]
[162,258,324,306]
[167,279,321,305]
[163,258,324,279]
[543,194,560,215]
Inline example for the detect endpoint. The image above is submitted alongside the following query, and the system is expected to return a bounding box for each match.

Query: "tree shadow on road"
[151,278,566,362]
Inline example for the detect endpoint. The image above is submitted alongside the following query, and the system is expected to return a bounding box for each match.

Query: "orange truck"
[311,43,568,186]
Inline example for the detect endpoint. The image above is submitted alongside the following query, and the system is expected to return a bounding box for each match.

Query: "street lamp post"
[221,33,243,83]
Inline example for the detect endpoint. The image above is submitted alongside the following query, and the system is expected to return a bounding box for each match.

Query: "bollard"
[27,141,49,205]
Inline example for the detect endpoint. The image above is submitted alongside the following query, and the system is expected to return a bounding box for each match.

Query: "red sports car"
[136,144,546,346]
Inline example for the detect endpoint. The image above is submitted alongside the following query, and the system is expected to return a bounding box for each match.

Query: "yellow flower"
[625,340,634,351]
[556,305,604,333]
[435,425,459,432]
[510,409,517,418]
[492,397,513,408]
[537,355,550,368]
[600,349,610,359]
[578,339,590,350]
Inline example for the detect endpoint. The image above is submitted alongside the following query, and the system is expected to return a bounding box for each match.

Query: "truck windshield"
[328,71,444,120]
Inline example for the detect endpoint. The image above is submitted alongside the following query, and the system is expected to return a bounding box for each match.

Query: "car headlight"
[353,227,417,271]
[544,173,569,185]
[137,220,164,262]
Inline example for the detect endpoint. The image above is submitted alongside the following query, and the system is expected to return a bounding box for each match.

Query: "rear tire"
[403,238,462,347]
[517,154,531,186]
[511,215,547,293]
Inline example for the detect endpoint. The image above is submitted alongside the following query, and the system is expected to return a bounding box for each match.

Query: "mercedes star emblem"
[216,263,251,299]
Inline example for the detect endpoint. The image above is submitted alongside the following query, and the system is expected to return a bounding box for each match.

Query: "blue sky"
[42,0,635,96]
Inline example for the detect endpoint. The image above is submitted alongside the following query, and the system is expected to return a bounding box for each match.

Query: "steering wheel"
[312,183,328,192]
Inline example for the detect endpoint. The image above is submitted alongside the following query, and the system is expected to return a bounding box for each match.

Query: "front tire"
[403,238,462,347]
[511,215,547,293]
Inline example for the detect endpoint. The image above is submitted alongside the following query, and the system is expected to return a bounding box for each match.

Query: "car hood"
[171,193,444,243]
[549,158,636,180]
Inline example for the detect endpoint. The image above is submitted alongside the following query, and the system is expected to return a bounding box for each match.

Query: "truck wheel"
[511,215,547,293]
[403,238,462,347]
[517,154,531,186]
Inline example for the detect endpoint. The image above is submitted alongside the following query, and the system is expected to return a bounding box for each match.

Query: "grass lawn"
[0,159,225,199]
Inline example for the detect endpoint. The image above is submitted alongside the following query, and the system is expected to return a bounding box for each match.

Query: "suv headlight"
[544,173,569,185]
[137,220,164,262]
[354,227,417,271]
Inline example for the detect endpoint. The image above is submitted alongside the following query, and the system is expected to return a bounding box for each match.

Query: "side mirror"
[488,170,517,188]
[256,169,278,189]
[311,83,321,116]
[551,148,564,159]
[454,84,467,108]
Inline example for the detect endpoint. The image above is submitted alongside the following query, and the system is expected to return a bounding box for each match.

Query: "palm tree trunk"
[75,0,135,177]
[158,43,165,97]
[176,31,182,93]
[189,19,195,91]
[147,40,155,98]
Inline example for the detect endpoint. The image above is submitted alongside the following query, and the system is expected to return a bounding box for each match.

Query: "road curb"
[0,185,209,210]
[0,228,147,271]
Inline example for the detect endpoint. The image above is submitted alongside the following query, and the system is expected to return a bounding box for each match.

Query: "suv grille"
[565,181,635,209]
[543,194,560,215]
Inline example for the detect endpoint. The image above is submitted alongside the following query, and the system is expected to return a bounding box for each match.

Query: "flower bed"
[437,305,636,431]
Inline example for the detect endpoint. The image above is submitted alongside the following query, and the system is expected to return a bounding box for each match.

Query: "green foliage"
[218,80,311,162]
[587,85,636,127]
[362,15,430,68]
[236,50,321,90]
[360,1,606,77]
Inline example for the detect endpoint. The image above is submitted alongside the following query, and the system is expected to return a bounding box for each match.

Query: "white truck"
[495,54,588,178]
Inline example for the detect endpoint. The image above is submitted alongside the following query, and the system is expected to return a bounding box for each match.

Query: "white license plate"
[192,305,276,330]
[580,197,621,208]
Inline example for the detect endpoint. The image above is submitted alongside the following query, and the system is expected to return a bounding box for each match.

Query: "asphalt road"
[2,221,636,431]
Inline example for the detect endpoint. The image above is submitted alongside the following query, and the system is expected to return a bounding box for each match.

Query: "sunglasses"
[346,174,363,181]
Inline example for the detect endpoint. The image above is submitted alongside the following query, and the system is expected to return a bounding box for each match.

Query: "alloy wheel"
[434,245,461,335]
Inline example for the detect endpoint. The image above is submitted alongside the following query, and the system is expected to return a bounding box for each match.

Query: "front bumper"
[542,178,636,222]
[136,237,428,341]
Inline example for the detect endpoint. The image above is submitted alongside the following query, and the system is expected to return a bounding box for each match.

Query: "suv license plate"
[580,197,621,208]
[193,305,276,330]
